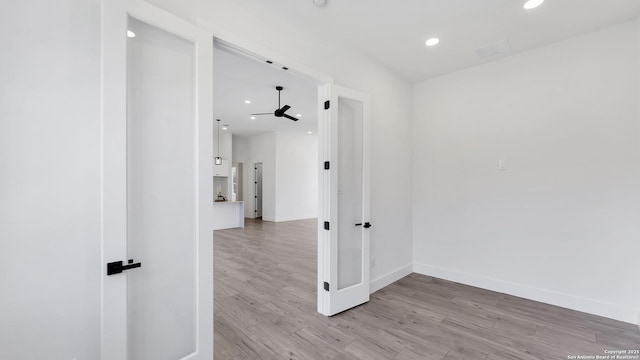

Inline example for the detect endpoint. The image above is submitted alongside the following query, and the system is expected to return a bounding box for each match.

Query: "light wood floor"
[214,218,640,360]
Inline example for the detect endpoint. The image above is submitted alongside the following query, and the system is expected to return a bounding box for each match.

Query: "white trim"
[413,262,638,325]
[196,18,333,86]
[370,264,413,294]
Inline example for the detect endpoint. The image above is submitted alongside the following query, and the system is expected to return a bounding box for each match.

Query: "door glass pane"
[126,17,196,360]
[337,96,364,290]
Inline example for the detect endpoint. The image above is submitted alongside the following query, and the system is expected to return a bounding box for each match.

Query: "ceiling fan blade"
[250,112,274,116]
[283,114,299,121]
[279,105,291,113]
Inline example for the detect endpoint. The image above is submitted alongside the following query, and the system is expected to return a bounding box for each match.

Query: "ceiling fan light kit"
[251,86,299,122]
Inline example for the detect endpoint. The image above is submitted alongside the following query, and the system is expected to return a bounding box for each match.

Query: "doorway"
[211,32,371,323]
[254,162,263,219]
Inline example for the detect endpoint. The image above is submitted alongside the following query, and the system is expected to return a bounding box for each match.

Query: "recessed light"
[425,38,440,47]
[127,30,136,38]
[222,125,229,130]
[296,114,302,117]
[307,131,313,134]
[244,100,251,104]
[250,116,256,120]
[524,0,544,9]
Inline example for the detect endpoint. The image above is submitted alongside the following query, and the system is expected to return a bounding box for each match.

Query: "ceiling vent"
[475,40,512,59]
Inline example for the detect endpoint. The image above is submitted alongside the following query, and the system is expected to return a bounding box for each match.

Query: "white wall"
[0,1,101,359]
[234,131,318,222]
[412,21,640,323]
[274,131,318,222]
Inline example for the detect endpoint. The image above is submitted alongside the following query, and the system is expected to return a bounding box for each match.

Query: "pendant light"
[215,119,222,165]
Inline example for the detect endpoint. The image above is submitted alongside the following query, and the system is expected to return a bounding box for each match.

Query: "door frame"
[198,18,372,318]
[100,0,213,359]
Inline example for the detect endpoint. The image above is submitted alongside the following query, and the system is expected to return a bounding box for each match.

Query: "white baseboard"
[413,262,637,325]
[213,223,241,230]
[370,263,413,294]
[273,214,317,223]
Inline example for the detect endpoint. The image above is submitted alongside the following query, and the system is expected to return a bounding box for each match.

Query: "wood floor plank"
[214,218,640,360]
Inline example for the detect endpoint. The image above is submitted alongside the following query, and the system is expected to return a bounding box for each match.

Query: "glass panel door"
[126,17,196,360]
[318,84,371,316]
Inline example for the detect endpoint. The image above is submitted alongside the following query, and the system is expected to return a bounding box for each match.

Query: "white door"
[101,1,213,359]
[318,84,371,316]
[255,163,263,218]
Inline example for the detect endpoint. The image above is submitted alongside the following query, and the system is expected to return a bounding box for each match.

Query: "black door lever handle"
[107,259,142,276]
[364,222,372,229]
[355,223,362,226]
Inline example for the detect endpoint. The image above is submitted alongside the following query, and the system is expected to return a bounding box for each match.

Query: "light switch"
[498,160,507,170]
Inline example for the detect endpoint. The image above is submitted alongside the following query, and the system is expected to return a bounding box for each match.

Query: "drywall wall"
[0,1,101,359]
[233,131,318,222]
[274,131,318,221]
[412,21,640,323]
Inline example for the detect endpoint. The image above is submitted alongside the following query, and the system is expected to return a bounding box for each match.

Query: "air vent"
[475,40,512,59]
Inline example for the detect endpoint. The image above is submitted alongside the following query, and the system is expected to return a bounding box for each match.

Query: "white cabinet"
[213,159,230,177]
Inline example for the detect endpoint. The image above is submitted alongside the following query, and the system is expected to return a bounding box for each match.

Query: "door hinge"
[324,221,330,230]
[324,282,330,291]
[324,161,330,170]
[324,100,330,110]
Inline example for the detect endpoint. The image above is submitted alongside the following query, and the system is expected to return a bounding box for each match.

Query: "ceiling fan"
[251,86,299,121]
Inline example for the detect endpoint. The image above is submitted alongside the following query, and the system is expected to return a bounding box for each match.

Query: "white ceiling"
[148,0,640,83]
[212,45,319,138]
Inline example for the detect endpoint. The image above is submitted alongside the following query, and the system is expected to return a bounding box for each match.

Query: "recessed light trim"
[425,38,440,47]
[524,0,544,10]
[127,30,136,38]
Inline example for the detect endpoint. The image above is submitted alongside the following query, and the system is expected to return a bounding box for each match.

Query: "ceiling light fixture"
[296,114,302,117]
[215,119,222,165]
[307,131,313,134]
[524,0,544,9]
[425,38,440,47]
[222,125,229,130]
[250,116,256,120]
[244,100,251,104]
[127,30,136,38]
